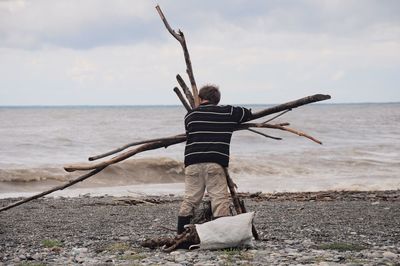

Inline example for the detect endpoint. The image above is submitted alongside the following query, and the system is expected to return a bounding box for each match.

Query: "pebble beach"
[1,190,399,265]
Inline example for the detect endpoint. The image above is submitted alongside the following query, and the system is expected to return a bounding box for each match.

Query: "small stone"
[333,255,345,262]
[75,256,84,263]
[170,251,181,256]
[382,251,397,259]
[32,253,42,260]
[284,240,296,245]
[174,254,186,263]
[119,236,130,241]
[78,247,88,253]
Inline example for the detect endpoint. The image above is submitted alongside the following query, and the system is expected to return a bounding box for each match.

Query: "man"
[177,84,253,234]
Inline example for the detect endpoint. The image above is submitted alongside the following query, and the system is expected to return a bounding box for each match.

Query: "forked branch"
[156,5,199,106]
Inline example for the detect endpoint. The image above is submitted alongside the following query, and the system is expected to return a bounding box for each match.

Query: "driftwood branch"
[65,135,186,172]
[251,94,330,120]
[176,74,195,108]
[155,5,182,42]
[156,5,199,106]
[247,128,282,140]
[88,134,186,161]
[0,167,106,212]
[263,109,291,124]
[239,123,322,145]
[223,168,259,240]
[173,87,191,112]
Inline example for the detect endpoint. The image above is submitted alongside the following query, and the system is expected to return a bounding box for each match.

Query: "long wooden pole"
[176,74,195,108]
[223,168,259,240]
[88,134,186,161]
[173,87,192,112]
[65,136,186,172]
[251,94,330,120]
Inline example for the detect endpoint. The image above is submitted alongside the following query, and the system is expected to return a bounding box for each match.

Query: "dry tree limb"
[223,168,260,240]
[162,224,200,252]
[251,94,330,120]
[173,87,192,112]
[88,134,186,161]
[155,5,182,42]
[65,135,187,172]
[176,74,195,108]
[240,123,322,145]
[272,125,323,145]
[263,109,291,124]
[156,5,199,106]
[247,128,282,140]
[0,166,106,212]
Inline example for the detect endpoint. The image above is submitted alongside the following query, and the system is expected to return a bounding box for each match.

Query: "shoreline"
[1,182,399,200]
[1,190,399,265]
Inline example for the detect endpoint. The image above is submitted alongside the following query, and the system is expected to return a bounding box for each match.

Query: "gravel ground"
[0,190,399,265]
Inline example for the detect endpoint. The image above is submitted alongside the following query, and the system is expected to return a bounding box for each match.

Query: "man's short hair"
[198,84,221,104]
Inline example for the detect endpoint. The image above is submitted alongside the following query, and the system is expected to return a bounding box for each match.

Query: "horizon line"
[0,101,399,108]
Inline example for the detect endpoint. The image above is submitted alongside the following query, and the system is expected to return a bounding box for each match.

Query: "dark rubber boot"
[177,216,191,234]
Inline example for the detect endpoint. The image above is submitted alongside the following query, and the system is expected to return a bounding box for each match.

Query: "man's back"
[184,103,251,167]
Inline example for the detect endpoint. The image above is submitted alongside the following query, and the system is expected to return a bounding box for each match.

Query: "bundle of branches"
[0,5,331,222]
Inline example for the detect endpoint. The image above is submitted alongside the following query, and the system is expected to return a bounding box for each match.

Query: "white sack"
[192,212,255,250]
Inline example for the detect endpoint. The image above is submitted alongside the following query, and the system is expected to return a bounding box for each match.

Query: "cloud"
[0,0,161,49]
[0,0,399,104]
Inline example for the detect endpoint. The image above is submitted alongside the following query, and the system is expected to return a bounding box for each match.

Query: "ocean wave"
[1,155,399,194]
[0,157,185,185]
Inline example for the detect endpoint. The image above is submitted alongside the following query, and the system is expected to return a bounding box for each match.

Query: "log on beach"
[0,190,399,265]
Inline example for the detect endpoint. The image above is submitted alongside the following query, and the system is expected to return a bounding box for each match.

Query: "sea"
[0,103,399,198]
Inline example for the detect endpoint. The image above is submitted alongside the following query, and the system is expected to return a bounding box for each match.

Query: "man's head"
[198,84,221,105]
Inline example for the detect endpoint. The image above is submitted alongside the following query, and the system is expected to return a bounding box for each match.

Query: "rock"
[170,251,181,256]
[119,236,130,241]
[32,253,42,261]
[382,251,397,259]
[174,254,186,263]
[74,255,85,263]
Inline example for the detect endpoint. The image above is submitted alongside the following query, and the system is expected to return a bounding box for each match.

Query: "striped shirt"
[184,103,252,167]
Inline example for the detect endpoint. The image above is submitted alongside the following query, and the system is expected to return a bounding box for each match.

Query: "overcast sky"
[0,0,399,105]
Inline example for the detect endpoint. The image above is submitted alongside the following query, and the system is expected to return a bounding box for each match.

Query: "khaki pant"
[179,163,231,217]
